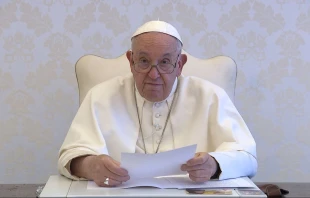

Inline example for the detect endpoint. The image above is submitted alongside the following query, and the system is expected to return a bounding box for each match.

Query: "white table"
[39,175,266,198]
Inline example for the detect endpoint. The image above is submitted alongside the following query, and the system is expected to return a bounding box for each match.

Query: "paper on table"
[121,144,197,179]
[87,176,255,189]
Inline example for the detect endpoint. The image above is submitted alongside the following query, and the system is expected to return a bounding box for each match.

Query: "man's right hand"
[71,154,130,187]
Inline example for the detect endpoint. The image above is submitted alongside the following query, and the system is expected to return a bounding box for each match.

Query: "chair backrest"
[75,50,237,105]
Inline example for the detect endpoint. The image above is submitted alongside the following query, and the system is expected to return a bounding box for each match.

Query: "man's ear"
[176,54,187,76]
[126,50,134,72]
[126,50,132,63]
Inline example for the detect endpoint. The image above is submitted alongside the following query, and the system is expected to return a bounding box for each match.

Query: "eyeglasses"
[132,53,180,74]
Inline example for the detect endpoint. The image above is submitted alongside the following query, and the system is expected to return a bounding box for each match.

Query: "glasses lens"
[158,63,174,73]
[134,63,149,73]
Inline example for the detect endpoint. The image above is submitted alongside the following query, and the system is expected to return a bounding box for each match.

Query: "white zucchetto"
[131,20,183,45]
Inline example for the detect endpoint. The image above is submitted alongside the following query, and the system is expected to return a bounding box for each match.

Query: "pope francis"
[58,20,257,187]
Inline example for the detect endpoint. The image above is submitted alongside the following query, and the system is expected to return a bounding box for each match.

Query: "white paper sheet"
[120,144,197,179]
[87,176,255,189]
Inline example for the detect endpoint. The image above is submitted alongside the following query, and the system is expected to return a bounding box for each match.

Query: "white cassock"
[58,74,257,180]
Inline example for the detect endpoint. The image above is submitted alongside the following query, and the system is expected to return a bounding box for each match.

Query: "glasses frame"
[131,52,180,74]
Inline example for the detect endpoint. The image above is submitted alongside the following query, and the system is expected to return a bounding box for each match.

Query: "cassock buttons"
[154,124,162,131]
[154,103,161,107]
[155,113,161,118]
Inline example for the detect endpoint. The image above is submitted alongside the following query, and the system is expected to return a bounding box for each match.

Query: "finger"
[111,158,131,179]
[181,163,204,171]
[106,178,122,186]
[95,181,110,187]
[188,169,212,178]
[104,169,130,182]
[181,164,186,171]
[188,174,210,183]
[104,161,130,182]
[105,158,129,177]
[94,177,109,187]
[186,153,209,166]
[111,158,121,166]
[94,177,123,187]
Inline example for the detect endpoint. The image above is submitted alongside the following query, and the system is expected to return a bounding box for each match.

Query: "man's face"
[127,32,184,102]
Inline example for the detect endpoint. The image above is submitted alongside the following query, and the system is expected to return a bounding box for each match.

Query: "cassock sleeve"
[207,88,257,180]
[58,89,108,180]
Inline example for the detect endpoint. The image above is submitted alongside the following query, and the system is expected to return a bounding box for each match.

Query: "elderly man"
[58,20,257,187]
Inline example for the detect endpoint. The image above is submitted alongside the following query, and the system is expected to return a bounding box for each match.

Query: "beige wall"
[1,0,310,184]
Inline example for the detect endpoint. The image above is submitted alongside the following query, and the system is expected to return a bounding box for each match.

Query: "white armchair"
[75,50,237,105]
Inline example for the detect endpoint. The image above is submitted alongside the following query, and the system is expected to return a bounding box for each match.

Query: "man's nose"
[148,65,160,79]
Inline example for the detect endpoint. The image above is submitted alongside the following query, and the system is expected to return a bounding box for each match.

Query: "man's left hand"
[181,152,218,182]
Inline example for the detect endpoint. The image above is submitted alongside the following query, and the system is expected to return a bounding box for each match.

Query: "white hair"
[131,35,182,54]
